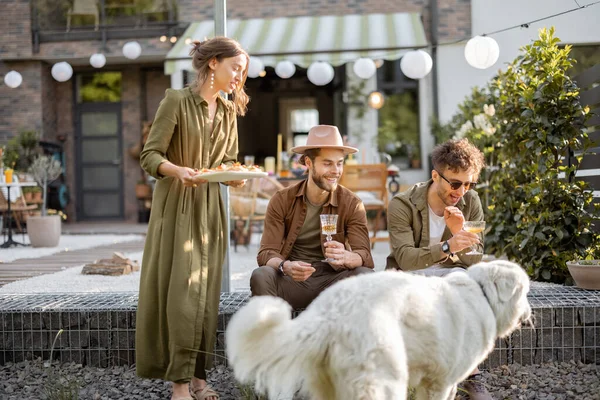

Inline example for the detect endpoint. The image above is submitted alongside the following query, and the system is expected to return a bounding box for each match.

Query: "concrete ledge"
[1,283,599,367]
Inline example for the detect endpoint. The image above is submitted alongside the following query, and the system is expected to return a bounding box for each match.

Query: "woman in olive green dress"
[136,37,249,400]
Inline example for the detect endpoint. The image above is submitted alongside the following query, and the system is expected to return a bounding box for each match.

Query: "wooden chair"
[229,177,283,251]
[339,163,389,248]
[66,0,99,32]
[0,189,38,236]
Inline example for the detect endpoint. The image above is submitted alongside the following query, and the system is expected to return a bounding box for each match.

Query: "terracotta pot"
[135,183,152,199]
[24,192,33,202]
[33,191,43,202]
[567,261,600,290]
[27,215,61,248]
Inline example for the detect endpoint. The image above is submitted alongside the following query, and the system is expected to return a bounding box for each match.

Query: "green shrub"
[432,27,599,283]
[485,27,598,283]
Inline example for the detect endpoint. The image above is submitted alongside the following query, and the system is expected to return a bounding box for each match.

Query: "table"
[0,181,38,248]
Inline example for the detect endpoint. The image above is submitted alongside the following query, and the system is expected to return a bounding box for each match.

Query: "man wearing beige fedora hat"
[251,125,374,310]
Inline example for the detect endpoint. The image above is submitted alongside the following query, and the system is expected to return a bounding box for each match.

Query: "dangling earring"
[210,71,214,89]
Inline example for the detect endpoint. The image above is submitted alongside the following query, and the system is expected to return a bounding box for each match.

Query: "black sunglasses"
[436,170,477,191]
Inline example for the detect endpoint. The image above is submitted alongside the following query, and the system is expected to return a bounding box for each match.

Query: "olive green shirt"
[287,201,324,263]
[386,180,484,271]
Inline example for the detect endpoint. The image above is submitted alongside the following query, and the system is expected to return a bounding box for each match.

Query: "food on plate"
[198,162,263,174]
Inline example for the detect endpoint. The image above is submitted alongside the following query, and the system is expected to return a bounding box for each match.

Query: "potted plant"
[27,155,62,247]
[135,178,152,199]
[567,260,600,290]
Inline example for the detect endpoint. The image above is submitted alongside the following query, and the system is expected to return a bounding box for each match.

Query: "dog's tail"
[226,296,314,399]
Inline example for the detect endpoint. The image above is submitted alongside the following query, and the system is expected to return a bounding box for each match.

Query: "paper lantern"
[248,57,264,78]
[367,91,385,109]
[275,61,296,79]
[400,50,432,80]
[307,61,334,86]
[4,71,23,88]
[353,58,376,80]
[51,62,73,82]
[90,53,106,68]
[464,36,500,69]
[123,41,142,60]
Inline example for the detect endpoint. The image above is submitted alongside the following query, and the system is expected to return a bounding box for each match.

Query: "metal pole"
[215,0,231,293]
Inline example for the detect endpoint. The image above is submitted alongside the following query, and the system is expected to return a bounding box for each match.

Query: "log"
[80,252,140,276]
[81,263,132,276]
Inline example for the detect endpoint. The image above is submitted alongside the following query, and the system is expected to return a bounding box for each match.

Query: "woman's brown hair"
[188,37,250,116]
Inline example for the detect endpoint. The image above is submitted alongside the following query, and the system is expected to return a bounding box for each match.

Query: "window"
[376,60,421,169]
[77,72,122,103]
[290,108,319,148]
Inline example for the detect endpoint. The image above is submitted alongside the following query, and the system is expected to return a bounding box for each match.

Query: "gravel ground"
[1,358,598,399]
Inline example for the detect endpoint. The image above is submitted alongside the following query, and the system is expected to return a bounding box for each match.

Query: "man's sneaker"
[460,373,493,400]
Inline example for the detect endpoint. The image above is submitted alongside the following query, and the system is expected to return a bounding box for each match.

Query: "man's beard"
[311,165,338,192]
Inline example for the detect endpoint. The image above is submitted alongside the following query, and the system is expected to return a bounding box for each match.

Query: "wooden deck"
[0,239,146,286]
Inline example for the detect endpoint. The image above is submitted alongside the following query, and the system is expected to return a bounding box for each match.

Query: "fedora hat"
[290,125,358,155]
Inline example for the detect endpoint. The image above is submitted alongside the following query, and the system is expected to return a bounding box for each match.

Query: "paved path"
[0,239,146,286]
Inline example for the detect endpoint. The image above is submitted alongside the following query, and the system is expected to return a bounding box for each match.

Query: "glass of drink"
[244,155,255,166]
[463,220,485,255]
[320,214,338,262]
[4,168,13,184]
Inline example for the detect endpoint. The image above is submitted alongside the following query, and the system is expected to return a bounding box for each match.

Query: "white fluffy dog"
[226,260,531,400]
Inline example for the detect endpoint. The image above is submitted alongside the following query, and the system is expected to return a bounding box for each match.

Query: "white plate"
[193,170,268,183]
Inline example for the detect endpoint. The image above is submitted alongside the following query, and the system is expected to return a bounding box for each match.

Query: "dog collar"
[477,282,492,307]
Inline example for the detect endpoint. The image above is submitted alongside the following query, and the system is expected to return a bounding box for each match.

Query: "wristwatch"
[278,260,287,276]
[442,240,453,256]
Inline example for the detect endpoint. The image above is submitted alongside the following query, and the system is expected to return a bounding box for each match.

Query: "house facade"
[1,0,474,221]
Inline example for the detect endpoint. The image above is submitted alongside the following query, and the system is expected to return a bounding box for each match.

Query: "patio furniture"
[0,181,38,248]
[339,163,389,248]
[66,0,99,32]
[229,177,282,251]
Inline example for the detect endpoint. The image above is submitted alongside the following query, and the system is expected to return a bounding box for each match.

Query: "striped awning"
[165,12,427,75]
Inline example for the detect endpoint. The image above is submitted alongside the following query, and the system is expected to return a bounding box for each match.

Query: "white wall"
[437,0,600,123]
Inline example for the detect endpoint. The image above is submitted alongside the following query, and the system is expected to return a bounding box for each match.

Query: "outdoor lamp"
[367,91,385,109]
[248,57,264,78]
[89,53,106,68]
[464,36,499,69]
[307,61,334,86]
[275,61,296,79]
[400,50,432,80]
[353,58,376,80]
[51,62,73,82]
[123,41,142,60]
[4,70,23,88]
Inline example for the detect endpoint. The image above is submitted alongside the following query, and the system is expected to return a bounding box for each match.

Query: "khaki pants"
[250,262,373,310]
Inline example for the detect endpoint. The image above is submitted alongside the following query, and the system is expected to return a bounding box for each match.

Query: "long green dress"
[136,87,238,382]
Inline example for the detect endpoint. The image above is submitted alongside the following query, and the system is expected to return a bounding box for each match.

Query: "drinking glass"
[463,220,485,255]
[244,155,255,166]
[320,214,338,262]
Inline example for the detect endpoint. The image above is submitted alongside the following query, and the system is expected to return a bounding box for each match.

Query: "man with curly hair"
[386,138,492,399]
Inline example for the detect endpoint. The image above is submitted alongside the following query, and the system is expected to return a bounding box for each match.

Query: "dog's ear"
[494,272,520,302]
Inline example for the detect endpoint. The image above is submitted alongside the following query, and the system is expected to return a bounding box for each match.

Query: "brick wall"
[0,0,32,58]
[122,67,143,222]
[41,63,56,141]
[144,67,171,121]
[178,0,472,42]
[37,38,172,59]
[0,62,44,141]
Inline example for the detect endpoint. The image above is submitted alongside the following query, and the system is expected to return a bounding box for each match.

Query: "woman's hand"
[224,179,246,188]
[177,167,205,187]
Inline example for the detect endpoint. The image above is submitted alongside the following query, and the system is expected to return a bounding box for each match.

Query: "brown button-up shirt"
[257,180,374,268]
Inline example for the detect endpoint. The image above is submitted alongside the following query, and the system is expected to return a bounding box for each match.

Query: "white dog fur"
[226,260,531,400]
